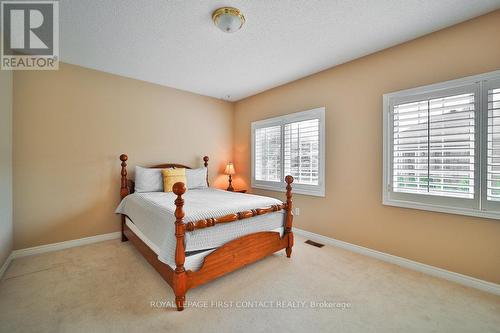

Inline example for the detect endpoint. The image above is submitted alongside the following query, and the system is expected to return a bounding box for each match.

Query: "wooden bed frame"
[118,154,294,311]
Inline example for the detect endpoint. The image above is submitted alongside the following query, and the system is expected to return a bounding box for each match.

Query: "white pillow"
[186,168,208,189]
[134,166,163,193]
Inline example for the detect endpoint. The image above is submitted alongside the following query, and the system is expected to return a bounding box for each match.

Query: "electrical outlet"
[294,207,300,216]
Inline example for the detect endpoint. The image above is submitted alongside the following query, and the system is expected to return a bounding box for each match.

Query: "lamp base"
[226,175,234,191]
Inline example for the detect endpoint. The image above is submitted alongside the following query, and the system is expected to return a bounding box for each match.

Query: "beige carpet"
[0,235,499,333]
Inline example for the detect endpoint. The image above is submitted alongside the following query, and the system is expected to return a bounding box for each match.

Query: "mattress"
[116,188,285,270]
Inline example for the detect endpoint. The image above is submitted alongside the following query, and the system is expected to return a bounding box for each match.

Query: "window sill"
[252,183,325,197]
[383,198,500,220]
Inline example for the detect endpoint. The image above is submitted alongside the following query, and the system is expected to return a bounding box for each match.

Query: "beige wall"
[13,63,234,249]
[0,70,13,267]
[233,11,500,283]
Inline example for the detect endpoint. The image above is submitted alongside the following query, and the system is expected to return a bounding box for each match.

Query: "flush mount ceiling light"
[212,7,245,33]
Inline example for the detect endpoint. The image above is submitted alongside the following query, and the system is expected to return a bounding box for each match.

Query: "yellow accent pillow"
[162,168,187,192]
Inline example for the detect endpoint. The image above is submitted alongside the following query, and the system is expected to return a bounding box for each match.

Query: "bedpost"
[173,182,187,311]
[285,175,294,258]
[120,154,129,199]
[119,154,129,242]
[203,156,209,187]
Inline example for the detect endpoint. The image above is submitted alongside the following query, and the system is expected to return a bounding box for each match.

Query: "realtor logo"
[1,0,59,70]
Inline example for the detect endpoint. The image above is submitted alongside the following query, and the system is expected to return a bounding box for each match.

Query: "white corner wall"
[0,70,13,271]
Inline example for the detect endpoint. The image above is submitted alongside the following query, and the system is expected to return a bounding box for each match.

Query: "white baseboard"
[4,228,498,296]
[11,232,121,259]
[0,253,13,280]
[293,228,500,296]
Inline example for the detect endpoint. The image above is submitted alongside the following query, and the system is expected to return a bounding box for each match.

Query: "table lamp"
[224,162,236,191]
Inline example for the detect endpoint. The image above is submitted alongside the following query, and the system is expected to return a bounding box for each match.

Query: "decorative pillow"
[162,168,187,192]
[135,166,164,193]
[186,167,208,189]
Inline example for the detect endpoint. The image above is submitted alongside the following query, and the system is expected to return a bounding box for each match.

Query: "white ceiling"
[60,0,500,101]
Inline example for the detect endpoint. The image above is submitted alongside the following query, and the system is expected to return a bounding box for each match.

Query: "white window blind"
[383,70,500,220]
[254,125,282,182]
[487,86,500,201]
[251,107,325,197]
[284,119,320,185]
[393,100,430,194]
[393,93,475,199]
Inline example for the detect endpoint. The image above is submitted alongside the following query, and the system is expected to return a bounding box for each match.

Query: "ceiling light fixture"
[212,7,245,33]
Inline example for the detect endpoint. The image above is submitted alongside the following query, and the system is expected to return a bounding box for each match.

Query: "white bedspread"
[115,188,285,268]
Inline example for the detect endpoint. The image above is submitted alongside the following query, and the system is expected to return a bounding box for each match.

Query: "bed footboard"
[172,175,294,311]
[186,231,288,289]
[284,175,294,257]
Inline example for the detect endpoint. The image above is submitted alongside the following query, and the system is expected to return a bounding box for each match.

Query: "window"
[255,125,281,182]
[252,107,325,196]
[383,70,500,219]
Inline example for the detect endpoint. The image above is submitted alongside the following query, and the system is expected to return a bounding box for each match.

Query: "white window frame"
[383,70,500,220]
[251,107,326,197]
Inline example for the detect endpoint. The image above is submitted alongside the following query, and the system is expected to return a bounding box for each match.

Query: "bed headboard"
[119,154,209,198]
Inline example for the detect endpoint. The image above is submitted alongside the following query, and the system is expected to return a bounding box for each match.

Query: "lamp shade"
[224,162,236,175]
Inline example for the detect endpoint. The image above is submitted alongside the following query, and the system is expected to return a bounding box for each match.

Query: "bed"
[117,154,294,311]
